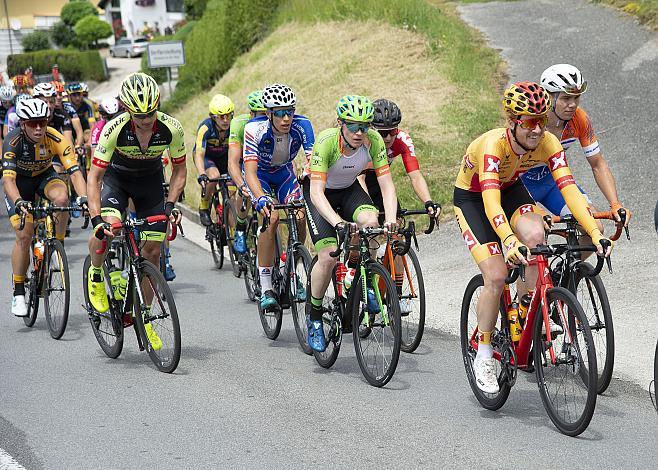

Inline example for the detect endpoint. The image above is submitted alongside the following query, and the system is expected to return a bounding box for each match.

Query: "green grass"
[592,0,658,29]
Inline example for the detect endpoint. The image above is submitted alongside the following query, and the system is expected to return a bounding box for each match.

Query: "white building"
[97,0,185,40]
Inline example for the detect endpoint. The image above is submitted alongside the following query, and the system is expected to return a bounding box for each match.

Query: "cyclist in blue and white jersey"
[243,83,314,311]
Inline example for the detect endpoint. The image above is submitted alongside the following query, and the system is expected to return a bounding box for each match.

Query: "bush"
[140,20,197,84]
[7,49,107,82]
[166,0,280,109]
[61,1,98,27]
[21,30,51,52]
[183,0,209,19]
[50,21,75,48]
[74,15,113,48]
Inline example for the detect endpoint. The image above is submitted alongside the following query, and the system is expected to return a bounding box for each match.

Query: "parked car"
[110,37,148,58]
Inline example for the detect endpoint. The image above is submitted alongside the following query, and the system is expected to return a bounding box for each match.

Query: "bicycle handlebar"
[95,214,175,254]
[200,175,233,198]
[18,205,88,231]
[548,209,629,241]
[516,240,612,281]
[380,207,438,235]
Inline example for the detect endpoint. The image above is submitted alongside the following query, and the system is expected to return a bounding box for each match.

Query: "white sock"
[259,266,273,292]
[477,342,493,360]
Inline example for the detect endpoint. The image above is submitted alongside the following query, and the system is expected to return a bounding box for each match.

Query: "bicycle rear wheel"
[43,240,70,339]
[352,261,401,387]
[574,265,614,394]
[395,247,426,353]
[291,245,312,355]
[23,265,40,328]
[460,274,511,410]
[133,260,181,373]
[83,255,124,359]
[310,257,343,368]
[224,198,241,278]
[534,286,597,436]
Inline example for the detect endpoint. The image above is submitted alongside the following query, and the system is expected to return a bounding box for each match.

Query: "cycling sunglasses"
[131,109,157,119]
[24,119,49,129]
[343,121,370,133]
[562,81,588,95]
[377,128,398,138]
[271,108,295,118]
[515,116,548,130]
[211,112,234,120]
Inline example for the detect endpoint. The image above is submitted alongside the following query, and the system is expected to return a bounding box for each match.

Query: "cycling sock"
[259,266,273,291]
[199,199,210,211]
[395,273,403,296]
[13,274,25,296]
[310,296,323,322]
[476,330,493,359]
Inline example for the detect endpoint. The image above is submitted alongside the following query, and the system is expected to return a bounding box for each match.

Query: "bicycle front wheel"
[43,240,70,339]
[83,256,123,359]
[23,266,40,328]
[133,260,181,373]
[243,218,259,301]
[574,265,614,394]
[534,286,597,437]
[351,261,401,387]
[395,248,426,353]
[209,197,224,269]
[290,245,312,355]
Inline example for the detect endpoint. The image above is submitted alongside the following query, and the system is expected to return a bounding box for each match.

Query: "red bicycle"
[460,241,610,436]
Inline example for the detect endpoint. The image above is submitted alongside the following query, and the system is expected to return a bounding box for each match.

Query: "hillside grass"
[176,0,505,213]
[593,0,658,29]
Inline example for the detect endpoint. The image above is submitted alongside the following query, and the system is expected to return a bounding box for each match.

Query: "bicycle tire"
[573,265,614,394]
[310,257,342,368]
[395,247,426,353]
[23,266,40,328]
[290,245,313,355]
[83,255,124,359]
[258,252,283,340]
[460,274,511,410]
[533,286,597,436]
[244,218,259,301]
[43,240,70,339]
[133,260,181,373]
[351,261,401,387]
[209,196,224,269]
[224,198,241,278]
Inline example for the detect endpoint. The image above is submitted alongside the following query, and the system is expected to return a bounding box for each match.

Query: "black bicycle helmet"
[372,98,402,129]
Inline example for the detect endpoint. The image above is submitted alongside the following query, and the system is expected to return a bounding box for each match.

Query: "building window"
[34,16,60,30]
[111,0,120,7]
[166,0,184,13]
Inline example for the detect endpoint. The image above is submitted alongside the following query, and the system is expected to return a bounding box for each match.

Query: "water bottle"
[109,268,123,300]
[344,266,356,291]
[118,270,128,300]
[33,241,44,270]
[507,301,522,342]
[335,262,347,297]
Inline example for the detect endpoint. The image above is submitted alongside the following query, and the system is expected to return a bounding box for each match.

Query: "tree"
[183,0,209,20]
[74,16,113,48]
[50,21,75,48]
[21,30,51,52]
[61,1,98,28]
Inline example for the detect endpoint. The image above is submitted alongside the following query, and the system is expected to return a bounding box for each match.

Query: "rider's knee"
[361,211,379,228]
[518,224,544,248]
[317,248,337,269]
[482,263,508,292]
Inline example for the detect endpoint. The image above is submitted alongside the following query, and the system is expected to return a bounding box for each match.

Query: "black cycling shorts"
[302,178,377,251]
[364,170,401,224]
[4,168,66,228]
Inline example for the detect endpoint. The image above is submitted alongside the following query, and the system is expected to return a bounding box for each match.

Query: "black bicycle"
[257,200,312,353]
[83,215,181,373]
[202,175,239,274]
[546,209,628,394]
[310,225,406,387]
[19,202,88,339]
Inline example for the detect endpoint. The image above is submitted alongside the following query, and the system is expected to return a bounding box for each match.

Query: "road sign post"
[146,41,186,97]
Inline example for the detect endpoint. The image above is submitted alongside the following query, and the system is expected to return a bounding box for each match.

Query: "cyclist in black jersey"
[86,73,186,342]
[0,85,14,148]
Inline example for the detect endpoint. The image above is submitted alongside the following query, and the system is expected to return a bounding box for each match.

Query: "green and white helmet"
[336,95,374,123]
[247,90,266,112]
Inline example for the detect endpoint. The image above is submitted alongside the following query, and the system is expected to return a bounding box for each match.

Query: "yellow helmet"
[502,81,551,116]
[209,94,235,116]
[119,72,160,114]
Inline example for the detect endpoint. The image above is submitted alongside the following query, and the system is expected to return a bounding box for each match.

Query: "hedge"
[140,20,197,84]
[162,0,280,111]
[8,49,106,82]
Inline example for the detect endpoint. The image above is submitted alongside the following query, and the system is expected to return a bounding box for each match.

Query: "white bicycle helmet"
[540,64,587,95]
[32,82,57,98]
[262,83,296,108]
[99,97,121,116]
[0,85,15,102]
[17,97,50,121]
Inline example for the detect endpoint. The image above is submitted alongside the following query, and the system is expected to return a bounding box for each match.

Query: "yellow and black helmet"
[208,94,235,115]
[502,81,551,116]
[119,72,160,114]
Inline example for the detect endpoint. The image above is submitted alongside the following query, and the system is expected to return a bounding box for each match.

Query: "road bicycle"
[158,180,185,281]
[202,175,240,274]
[82,215,181,373]
[256,200,312,353]
[378,208,436,353]
[546,209,628,394]
[310,225,406,387]
[461,241,611,436]
[19,202,87,339]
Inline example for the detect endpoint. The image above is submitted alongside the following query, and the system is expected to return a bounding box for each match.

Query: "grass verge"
[592,0,658,29]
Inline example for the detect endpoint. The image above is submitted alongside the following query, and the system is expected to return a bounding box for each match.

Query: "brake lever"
[178,222,185,238]
[518,246,528,282]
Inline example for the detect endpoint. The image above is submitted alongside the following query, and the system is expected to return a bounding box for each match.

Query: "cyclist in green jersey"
[303,95,398,352]
[86,73,186,349]
[227,90,267,253]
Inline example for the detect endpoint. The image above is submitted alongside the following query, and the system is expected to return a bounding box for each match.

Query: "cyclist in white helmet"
[521,64,631,231]
[0,85,15,144]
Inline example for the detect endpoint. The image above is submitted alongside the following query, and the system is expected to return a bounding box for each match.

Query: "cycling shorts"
[256,163,302,205]
[302,178,377,251]
[453,179,539,264]
[204,152,228,175]
[100,168,167,241]
[4,168,66,228]
[522,171,591,216]
[364,170,401,224]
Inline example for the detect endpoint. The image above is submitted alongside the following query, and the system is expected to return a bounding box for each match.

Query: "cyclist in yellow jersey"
[453,81,613,394]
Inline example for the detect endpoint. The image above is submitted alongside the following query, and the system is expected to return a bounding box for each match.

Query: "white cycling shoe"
[11,295,28,317]
[473,356,500,394]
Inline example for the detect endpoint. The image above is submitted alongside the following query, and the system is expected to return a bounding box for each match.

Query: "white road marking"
[622,38,658,71]
[0,448,26,470]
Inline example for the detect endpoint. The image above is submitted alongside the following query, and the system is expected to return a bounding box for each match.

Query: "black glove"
[425,200,441,216]
[164,201,176,217]
[91,215,110,240]
[14,198,31,216]
[75,196,88,211]
[197,174,209,186]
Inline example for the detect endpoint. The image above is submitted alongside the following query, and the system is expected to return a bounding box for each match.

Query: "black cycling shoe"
[199,209,212,227]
